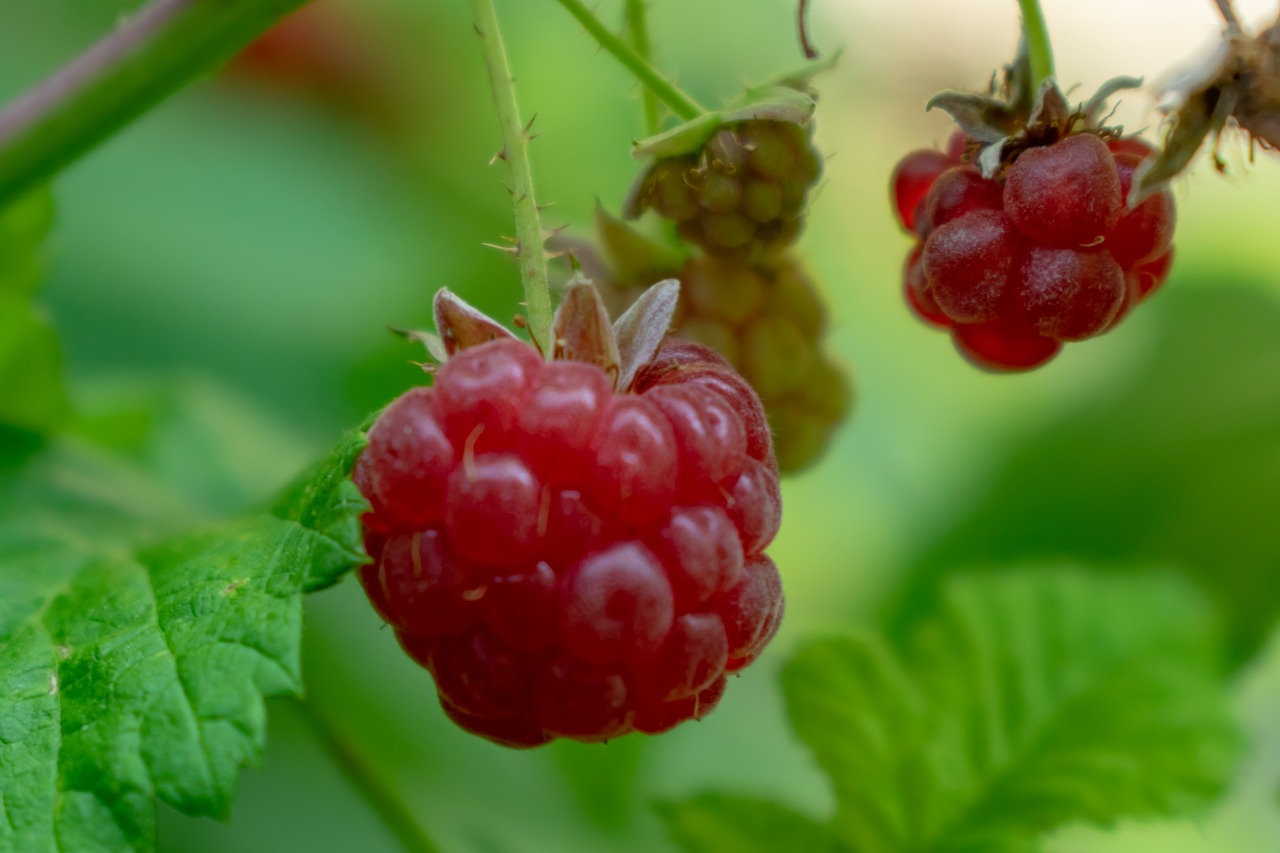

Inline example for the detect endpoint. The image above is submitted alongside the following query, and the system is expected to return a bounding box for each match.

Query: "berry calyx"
[355,284,784,746]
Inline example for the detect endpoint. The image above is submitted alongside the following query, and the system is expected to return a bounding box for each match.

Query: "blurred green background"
[3,0,1280,850]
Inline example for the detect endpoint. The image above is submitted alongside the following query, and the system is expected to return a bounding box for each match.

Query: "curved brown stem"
[798,0,819,60]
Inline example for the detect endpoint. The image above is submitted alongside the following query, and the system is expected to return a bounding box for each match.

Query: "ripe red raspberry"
[627,119,822,258]
[889,131,972,234]
[890,130,1176,372]
[354,314,783,747]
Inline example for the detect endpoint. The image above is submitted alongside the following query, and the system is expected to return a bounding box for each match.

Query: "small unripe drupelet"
[628,119,822,258]
[355,336,784,747]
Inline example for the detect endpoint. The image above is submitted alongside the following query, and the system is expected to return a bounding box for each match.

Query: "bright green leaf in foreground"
[662,570,1240,853]
[886,288,1280,666]
[0,189,69,434]
[0,429,368,853]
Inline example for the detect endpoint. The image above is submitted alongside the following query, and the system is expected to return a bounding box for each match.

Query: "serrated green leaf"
[779,570,1239,853]
[0,428,369,852]
[657,794,845,853]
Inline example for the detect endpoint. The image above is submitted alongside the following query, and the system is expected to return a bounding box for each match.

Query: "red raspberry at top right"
[890,70,1177,372]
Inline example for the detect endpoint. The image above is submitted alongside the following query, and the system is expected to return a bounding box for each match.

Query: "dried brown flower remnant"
[1134,3,1280,201]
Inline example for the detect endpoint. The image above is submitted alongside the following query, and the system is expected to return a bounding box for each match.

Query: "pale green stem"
[624,0,661,135]
[0,0,311,207]
[555,0,705,121]
[471,0,553,355]
[1017,0,1056,90]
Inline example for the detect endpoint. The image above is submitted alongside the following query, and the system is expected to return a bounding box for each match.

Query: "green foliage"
[0,431,368,853]
[657,795,845,852]
[551,736,648,830]
[884,287,1280,666]
[0,190,69,434]
[662,569,1240,853]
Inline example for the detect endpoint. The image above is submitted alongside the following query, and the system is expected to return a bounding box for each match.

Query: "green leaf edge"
[0,421,372,852]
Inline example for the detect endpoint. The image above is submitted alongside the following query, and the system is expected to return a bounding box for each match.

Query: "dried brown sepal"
[552,280,621,383]
[1082,76,1145,126]
[974,79,1080,179]
[613,278,680,393]
[433,288,518,356]
[925,90,1020,144]
[928,38,1143,181]
[1136,11,1280,201]
[1238,14,1280,145]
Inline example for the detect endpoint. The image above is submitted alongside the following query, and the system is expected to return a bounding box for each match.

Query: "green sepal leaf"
[631,88,815,161]
[0,426,369,852]
[592,203,684,288]
[657,794,847,853]
[783,570,1239,853]
[743,50,843,101]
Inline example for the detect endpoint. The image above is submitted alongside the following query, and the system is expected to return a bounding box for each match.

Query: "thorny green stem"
[555,0,706,121]
[624,0,662,135]
[471,0,553,356]
[294,695,441,853]
[1017,0,1056,91]
[0,0,310,207]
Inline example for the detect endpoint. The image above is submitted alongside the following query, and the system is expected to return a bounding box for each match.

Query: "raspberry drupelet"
[353,286,784,747]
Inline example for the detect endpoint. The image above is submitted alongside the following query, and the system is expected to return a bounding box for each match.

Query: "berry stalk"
[624,0,662,135]
[0,0,310,207]
[471,0,554,355]
[1017,0,1056,89]
[554,0,706,121]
